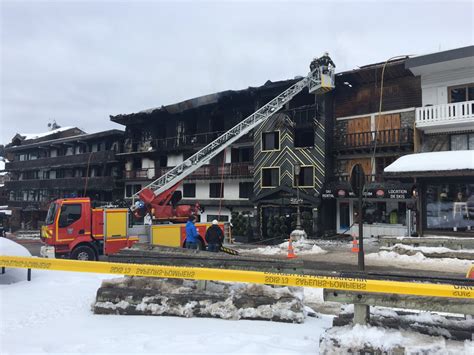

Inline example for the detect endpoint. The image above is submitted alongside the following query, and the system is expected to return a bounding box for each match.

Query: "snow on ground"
[366,250,472,273]
[0,268,333,354]
[0,238,32,285]
[238,239,327,256]
[1,240,472,354]
[320,324,472,355]
[384,243,474,256]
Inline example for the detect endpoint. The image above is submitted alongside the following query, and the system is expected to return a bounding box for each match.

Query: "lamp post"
[294,164,302,230]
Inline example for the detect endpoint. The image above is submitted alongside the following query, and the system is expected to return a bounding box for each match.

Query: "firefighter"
[205,220,224,252]
[185,215,199,249]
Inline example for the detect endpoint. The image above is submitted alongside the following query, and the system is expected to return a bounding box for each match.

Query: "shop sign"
[321,189,335,199]
[387,188,409,199]
[337,189,346,197]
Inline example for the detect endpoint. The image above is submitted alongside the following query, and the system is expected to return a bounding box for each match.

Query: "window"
[183,183,196,198]
[448,83,474,103]
[239,182,253,198]
[125,184,141,198]
[262,132,280,151]
[294,166,314,187]
[231,147,253,162]
[209,183,224,198]
[58,204,82,228]
[294,127,314,148]
[450,133,474,150]
[206,214,229,222]
[261,167,279,187]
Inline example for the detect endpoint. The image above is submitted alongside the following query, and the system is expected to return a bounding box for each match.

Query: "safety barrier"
[1,255,473,299]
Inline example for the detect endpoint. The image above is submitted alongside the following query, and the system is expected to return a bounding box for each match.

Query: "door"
[339,201,350,232]
[57,203,83,242]
[375,113,401,144]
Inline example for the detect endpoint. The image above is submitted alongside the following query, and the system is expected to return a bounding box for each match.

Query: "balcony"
[416,100,474,134]
[5,177,117,190]
[124,163,254,181]
[334,128,413,153]
[5,151,118,171]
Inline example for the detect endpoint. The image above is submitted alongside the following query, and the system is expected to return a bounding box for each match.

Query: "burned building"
[4,128,124,230]
[323,58,422,237]
[110,77,333,239]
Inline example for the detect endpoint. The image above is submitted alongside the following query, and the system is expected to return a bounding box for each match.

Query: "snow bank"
[240,239,327,256]
[320,324,472,354]
[366,250,472,273]
[0,237,32,284]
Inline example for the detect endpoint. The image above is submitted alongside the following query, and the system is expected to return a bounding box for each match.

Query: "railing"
[416,100,474,127]
[5,151,117,171]
[335,128,413,151]
[153,131,226,150]
[5,177,117,190]
[124,163,254,181]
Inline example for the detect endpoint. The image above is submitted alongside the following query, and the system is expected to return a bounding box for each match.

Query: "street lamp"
[294,164,302,231]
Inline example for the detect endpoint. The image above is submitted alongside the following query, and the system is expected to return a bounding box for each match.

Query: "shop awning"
[321,181,355,199]
[363,181,415,199]
[384,151,474,177]
[322,180,414,199]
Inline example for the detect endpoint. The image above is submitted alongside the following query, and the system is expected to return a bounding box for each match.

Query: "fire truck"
[40,56,335,260]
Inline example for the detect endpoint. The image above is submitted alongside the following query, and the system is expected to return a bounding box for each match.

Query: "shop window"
[448,83,474,103]
[262,132,280,151]
[353,201,407,226]
[206,214,229,222]
[425,182,474,231]
[209,183,224,198]
[183,183,196,198]
[239,182,253,198]
[294,127,314,148]
[294,166,314,187]
[450,133,474,150]
[261,167,279,187]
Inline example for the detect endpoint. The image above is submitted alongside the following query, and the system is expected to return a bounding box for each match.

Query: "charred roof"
[110,78,298,125]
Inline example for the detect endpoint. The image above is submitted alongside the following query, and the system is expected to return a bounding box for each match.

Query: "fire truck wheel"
[71,245,97,261]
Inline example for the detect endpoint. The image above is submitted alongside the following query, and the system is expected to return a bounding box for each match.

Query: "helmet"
[212,219,218,225]
[323,51,329,56]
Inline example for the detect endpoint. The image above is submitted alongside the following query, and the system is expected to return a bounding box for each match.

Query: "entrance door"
[339,201,350,232]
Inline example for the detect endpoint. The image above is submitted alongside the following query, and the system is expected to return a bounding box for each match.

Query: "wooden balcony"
[416,100,474,134]
[334,128,413,153]
[5,151,118,171]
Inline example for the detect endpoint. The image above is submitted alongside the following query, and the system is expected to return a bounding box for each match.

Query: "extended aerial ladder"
[133,59,336,213]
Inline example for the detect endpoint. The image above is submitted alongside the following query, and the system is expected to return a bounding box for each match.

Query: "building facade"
[4,129,124,230]
[386,45,474,237]
[322,58,422,237]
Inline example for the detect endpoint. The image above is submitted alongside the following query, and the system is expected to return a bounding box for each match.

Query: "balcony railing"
[5,177,117,190]
[335,128,413,152]
[124,163,254,181]
[416,100,474,131]
[5,151,117,171]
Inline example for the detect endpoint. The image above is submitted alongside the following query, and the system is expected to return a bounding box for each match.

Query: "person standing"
[185,215,199,249]
[205,220,224,252]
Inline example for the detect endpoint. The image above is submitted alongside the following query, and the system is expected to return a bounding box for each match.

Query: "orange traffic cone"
[287,238,297,259]
[351,234,359,253]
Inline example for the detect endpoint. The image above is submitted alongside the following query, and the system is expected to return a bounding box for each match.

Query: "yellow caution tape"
[1,255,473,299]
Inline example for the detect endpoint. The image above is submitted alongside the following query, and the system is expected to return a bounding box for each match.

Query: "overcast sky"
[0,0,472,143]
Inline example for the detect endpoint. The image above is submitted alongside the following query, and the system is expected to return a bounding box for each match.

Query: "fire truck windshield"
[45,203,58,225]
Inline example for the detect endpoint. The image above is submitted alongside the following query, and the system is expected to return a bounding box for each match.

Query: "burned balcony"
[5,151,117,171]
[124,163,254,181]
[5,177,117,190]
[334,128,414,153]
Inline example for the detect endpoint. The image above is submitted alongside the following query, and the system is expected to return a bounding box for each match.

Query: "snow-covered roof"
[385,151,474,174]
[15,126,75,141]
